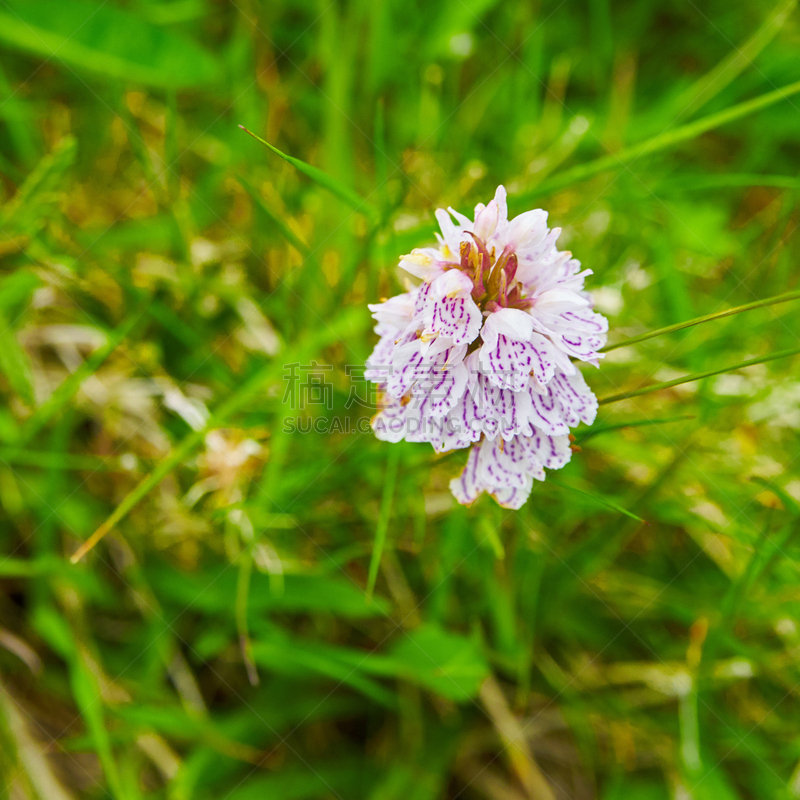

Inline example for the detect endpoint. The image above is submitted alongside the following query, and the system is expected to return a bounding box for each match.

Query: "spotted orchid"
[366,186,607,509]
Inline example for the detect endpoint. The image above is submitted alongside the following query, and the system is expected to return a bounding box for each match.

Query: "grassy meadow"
[2,0,800,797]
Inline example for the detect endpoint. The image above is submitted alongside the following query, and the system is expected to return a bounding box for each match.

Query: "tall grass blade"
[18,300,148,444]
[672,0,797,121]
[71,308,365,562]
[0,0,221,89]
[237,175,310,254]
[602,289,800,352]
[0,448,118,472]
[548,477,644,521]
[236,548,259,687]
[576,414,695,443]
[1,135,76,232]
[239,126,378,221]
[750,477,800,516]
[659,173,800,192]
[0,309,35,407]
[599,346,800,405]
[514,79,800,202]
[366,447,400,601]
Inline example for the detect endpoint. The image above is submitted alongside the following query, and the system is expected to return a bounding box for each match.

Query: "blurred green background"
[2,0,800,798]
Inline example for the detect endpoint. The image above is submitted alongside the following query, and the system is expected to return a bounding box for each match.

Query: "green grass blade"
[0,271,39,311]
[1,135,76,233]
[548,477,644,522]
[17,300,148,444]
[658,173,800,192]
[34,606,127,799]
[750,477,800,516]
[675,0,797,121]
[672,0,797,121]
[0,448,120,471]
[70,367,271,564]
[239,126,378,221]
[366,446,400,601]
[0,556,60,578]
[513,78,800,202]
[0,309,35,407]
[236,548,259,687]
[69,654,126,800]
[599,346,800,405]
[237,174,310,254]
[0,61,38,167]
[0,0,221,89]
[576,414,695,443]
[71,308,365,562]
[602,289,800,352]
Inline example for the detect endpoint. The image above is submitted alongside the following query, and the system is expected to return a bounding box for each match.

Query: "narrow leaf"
[0,556,60,578]
[514,78,800,202]
[0,448,118,471]
[239,126,378,220]
[0,309,35,406]
[71,308,365,562]
[237,175,310,254]
[235,549,259,687]
[672,0,797,122]
[548,477,644,522]
[599,346,800,405]
[750,477,800,517]
[659,173,800,193]
[0,0,221,89]
[69,655,126,800]
[576,414,695,443]
[0,271,39,312]
[18,299,148,444]
[0,136,76,233]
[602,289,800,352]
[366,447,400,601]
[357,624,490,701]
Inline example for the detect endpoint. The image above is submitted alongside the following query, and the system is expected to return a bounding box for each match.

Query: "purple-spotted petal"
[387,338,426,397]
[368,292,415,329]
[548,369,599,427]
[492,479,534,510]
[365,331,397,383]
[526,380,570,435]
[480,307,535,348]
[423,270,482,345]
[477,437,543,490]
[414,362,469,418]
[525,429,572,470]
[450,446,482,505]
[478,333,556,392]
[372,392,414,443]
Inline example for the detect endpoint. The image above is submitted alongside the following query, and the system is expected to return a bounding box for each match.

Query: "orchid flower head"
[366,185,608,509]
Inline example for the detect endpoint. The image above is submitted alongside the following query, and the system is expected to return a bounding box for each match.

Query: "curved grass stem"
[599,346,800,405]
[602,289,800,353]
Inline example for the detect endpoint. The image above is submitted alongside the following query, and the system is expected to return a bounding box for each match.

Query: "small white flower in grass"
[366,185,608,509]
